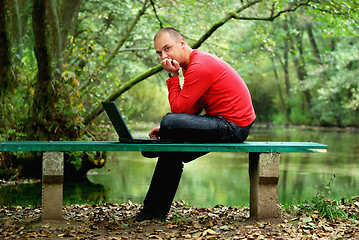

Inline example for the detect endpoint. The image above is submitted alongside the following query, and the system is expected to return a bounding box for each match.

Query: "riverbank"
[0,179,40,187]
[1,197,358,239]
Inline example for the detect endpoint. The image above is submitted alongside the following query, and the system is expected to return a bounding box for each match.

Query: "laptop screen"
[102,101,133,141]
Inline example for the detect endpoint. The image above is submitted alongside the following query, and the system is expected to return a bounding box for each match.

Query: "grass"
[287,176,348,222]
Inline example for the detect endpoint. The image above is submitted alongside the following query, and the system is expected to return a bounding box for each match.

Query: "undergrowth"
[290,176,347,222]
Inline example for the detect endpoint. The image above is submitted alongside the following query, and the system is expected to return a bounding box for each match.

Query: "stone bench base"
[42,152,64,222]
[249,152,280,220]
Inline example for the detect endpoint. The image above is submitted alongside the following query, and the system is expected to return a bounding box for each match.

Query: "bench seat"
[0,141,327,222]
[0,141,327,153]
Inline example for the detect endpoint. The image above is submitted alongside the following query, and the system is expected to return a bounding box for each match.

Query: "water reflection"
[1,126,358,207]
[0,179,105,206]
[87,126,359,207]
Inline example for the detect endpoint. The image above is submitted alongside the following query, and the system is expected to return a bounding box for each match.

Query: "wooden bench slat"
[0,141,327,153]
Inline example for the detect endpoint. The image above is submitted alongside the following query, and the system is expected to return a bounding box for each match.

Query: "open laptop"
[102,101,171,143]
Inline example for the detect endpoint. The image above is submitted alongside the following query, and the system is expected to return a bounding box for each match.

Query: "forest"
[0,0,358,180]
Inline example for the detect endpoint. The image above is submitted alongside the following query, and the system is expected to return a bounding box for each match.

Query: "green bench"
[0,141,327,222]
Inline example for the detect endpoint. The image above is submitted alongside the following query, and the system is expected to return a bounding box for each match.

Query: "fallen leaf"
[193,221,201,229]
[220,225,230,231]
[203,229,217,236]
[302,216,312,223]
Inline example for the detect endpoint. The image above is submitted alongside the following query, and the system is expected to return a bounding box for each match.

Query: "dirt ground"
[1,199,358,239]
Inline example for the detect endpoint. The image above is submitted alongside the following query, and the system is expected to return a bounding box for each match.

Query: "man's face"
[154,32,184,63]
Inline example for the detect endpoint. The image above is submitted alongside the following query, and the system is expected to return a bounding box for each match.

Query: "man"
[134,27,255,221]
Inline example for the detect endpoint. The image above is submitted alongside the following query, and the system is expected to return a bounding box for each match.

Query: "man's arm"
[166,75,204,114]
[167,62,211,114]
[160,57,204,114]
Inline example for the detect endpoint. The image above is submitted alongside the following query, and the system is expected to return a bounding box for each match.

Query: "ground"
[1,198,358,239]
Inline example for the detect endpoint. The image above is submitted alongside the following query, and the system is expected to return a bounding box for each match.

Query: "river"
[1,125,358,207]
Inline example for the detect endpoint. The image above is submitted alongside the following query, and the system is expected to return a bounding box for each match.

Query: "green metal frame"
[0,141,328,153]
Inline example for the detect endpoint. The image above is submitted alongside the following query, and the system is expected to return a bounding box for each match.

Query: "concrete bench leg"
[249,152,280,220]
[42,152,64,222]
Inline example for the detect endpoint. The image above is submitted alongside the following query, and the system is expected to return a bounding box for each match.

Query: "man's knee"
[159,113,182,137]
[161,113,178,128]
[159,113,196,141]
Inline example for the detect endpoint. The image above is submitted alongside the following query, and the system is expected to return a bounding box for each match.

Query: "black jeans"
[142,113,253,217]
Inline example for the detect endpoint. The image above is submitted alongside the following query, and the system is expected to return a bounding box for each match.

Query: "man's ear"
[179,37,186,48]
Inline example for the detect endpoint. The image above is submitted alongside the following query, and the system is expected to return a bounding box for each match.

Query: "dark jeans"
[142,113,253,217]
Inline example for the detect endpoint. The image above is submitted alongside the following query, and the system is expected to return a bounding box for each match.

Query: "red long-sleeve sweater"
[166,49,256,127]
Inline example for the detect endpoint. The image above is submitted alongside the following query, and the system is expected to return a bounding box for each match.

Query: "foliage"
[311,40,359,126]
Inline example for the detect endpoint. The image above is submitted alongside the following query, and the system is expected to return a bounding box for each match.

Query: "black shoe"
[132,210,166,222]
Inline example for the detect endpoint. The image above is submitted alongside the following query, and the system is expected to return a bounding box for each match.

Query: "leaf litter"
[0,197,358,239]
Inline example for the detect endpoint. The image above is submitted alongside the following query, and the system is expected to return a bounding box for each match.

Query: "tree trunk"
[0,0,13,98]
[295,32,312,112]
[31,0,55,139]
[331,38,336,51]
[283,20,291,99]
[287,17,311,112]
[6,0,23,62]
[306,22,321,64]
[46,0,63,77]
[18,0,33,41]
[58,0,82,45]
[271,56,289,125]
[280,19,292,123]
[58,0,82,52]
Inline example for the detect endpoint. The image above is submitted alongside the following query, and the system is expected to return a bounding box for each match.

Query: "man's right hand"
[161,58,180,75]
[149,126,160,139]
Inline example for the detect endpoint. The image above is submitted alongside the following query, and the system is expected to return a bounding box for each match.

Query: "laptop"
[102,101,171,143]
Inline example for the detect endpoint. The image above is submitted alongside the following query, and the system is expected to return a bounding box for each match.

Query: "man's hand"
[149,126,160,139]
[161,58,180,74]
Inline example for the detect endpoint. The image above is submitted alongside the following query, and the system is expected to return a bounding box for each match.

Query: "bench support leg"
[42,152,64,222]
[249,152,280,220]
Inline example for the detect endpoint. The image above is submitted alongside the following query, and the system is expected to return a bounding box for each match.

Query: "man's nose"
[161,53,168,60]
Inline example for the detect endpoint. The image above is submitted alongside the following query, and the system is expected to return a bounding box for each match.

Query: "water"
[1,125,358,207]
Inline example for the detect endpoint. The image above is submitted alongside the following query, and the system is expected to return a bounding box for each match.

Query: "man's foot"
[131,209,166,222]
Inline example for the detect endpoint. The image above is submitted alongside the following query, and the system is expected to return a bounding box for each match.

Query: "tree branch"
[309,1,359,25]
[79,0,150,91]
[102,0,150,69]
[232,0,310,21]
[83,64,163,125]
[150,0,163,28]
[191,0,262,49]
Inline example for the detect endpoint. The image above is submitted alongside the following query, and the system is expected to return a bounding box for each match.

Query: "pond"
[1,125,359,207]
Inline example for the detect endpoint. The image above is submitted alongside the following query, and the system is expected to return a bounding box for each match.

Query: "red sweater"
[166,49,256,127]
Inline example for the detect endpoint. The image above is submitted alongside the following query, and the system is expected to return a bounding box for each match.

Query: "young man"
[134,27,256,221]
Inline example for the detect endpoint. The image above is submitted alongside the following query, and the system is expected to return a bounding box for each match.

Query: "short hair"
[154,27,183,41]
